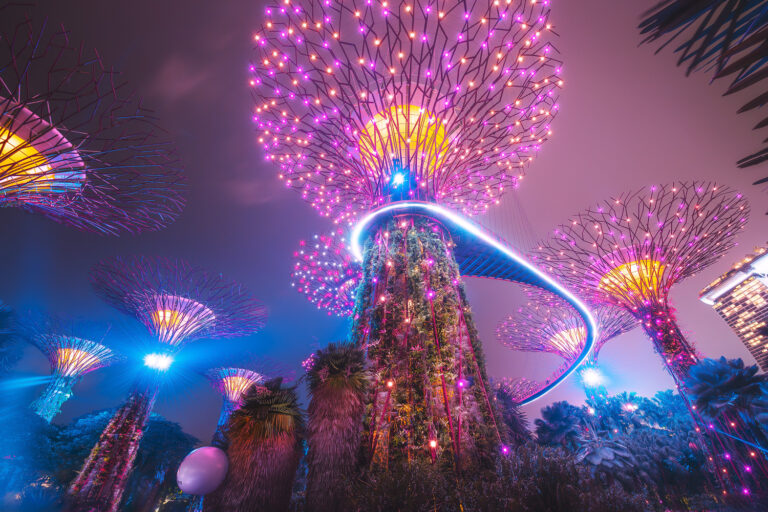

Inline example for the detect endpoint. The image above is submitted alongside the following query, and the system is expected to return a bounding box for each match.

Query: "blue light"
[581,367,605,388]
[144,353,174,371]
[349,201,598,404]
[391,173,405,187]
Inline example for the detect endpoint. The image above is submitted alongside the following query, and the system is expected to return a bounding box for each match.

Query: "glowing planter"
[352,215,501,469]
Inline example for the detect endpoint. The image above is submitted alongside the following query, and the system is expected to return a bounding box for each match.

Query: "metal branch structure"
[291,230,362,316]
[205,367,266,445]
[0,7,186,235]
[66,257,267,512]
[497,288,635,399]
[251,0,562,225]
[639,1,768,174]
[532,181,764,491]
[29,334,120,422]
[495,377,541,404]
[90,256,268,347]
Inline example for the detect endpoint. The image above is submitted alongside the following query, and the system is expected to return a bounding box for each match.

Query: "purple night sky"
[3,0,768,442]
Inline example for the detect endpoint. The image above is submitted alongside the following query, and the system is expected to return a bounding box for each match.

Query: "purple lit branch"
[250,0,562,224]
[90,256,267,348]
[0,7,186,235]
[291,230,362,316]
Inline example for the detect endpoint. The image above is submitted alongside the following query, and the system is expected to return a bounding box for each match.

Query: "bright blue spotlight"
[144,353,173,371]
[391,173,405,187]
[581,367,604,388]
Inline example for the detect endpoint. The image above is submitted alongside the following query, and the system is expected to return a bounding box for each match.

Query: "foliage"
[204,378,304,512]
[0,407,195,512]
[352,217,502,470]
[305,343,368,512]
[535,401,584,450]
[348,443,647,511]
[685,357,768,423]
[493,380,531,445]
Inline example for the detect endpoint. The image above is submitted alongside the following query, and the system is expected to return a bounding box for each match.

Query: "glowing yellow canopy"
[0,127,56,191]
[222,375,259,402]
[358,104,449,175]
[599,260,665,297]
[56,348,99,377]
[548,327,585,358]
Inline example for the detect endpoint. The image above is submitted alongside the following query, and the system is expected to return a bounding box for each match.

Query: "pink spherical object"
[176,446,229,496]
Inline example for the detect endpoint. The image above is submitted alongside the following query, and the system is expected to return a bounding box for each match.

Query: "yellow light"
[548,327,585,358]
[223,376,258,401]
[358,104,450,174]
[599,260,665,297]
[56,348,97,377]
[1,128,55,192]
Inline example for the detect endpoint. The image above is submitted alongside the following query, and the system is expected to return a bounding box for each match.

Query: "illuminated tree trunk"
[352,215,502,472]
[65,377,159,512]
[636,303,699,381]
[30,374,77,422]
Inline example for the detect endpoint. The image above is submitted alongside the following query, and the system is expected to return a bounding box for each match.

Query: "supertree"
[251,0,573,471]
[29,333,120,422]
[532,181,768,496]
[291,230,362,317]
[497,288,635,399]
[205,367,266,447]
[65,257,267,512]
[0,7,185,235]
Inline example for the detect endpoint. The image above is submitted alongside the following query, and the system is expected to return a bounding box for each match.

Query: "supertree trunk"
[305,343,368,512]
[65,377,159,512]
[352,215,502,472]
[577,361,608,403]
[30,374,77,422]
[635,302,699,381]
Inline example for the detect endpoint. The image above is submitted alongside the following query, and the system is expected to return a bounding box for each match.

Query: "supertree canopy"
[206,367,266,445]
[497,288,635,398]
[532,182,748,381]
[250,0,562,224]
[66,257,267,512]
[89,257,267,347]
[0,7,186,235]
[532,182,765,493]
[30,334,120,422]
[291,230,362,316]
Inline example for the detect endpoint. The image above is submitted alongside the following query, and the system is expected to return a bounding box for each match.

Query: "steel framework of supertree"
[251,0,564,470]
[495,376,541,404]
[205,367,266,446]
[532,181,768,495]
[29,333,121,422]
[291,230,362,317]
[0,7,186,235]
[65,257,267,512]
[497,288,635,400]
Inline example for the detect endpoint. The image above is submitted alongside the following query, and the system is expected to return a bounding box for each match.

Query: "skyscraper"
[700,246,768,370]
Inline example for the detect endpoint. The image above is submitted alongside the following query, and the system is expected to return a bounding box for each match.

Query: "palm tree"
[639,1,768,185]
[535,401,584,450]
[685,357,768,442]
[203,378,304,512]
[493,381,531,445]
[305,343,368,512]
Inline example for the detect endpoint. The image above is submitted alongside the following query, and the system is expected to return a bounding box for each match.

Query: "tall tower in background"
[700,245,768,371]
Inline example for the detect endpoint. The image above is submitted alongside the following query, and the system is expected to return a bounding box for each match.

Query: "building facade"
[700,246,768,371]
